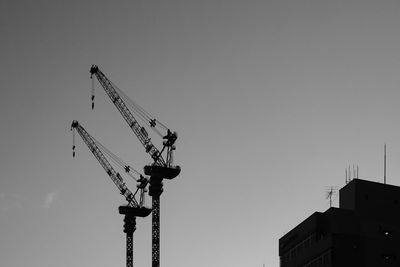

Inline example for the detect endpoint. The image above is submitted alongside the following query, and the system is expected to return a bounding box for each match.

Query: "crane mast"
[71,120,151,267]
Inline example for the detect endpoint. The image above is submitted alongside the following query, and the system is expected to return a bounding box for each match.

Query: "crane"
[90,65,177,168]
[71,120,151,267]
[90,65,180,267]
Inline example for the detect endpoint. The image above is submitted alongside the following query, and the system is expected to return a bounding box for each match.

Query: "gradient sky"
[1,1,400,266]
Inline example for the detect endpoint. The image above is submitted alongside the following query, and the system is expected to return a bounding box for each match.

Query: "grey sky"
[1,1,400,266]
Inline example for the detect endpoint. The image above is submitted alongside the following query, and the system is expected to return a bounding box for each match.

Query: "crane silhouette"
[71,120,151,267]
[90,65,180,267]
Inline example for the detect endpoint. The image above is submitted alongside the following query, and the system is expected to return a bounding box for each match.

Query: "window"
[323,253,330,264]
[382,253,396,263]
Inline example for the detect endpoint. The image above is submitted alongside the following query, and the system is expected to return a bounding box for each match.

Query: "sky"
[1,1,400,266]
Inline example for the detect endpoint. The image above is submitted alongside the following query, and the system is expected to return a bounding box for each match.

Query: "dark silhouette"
[71,120,151,267]
[279,179,400,266]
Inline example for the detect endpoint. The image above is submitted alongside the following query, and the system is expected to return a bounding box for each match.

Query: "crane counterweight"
[119,206,152,218]
[144,165,181,180]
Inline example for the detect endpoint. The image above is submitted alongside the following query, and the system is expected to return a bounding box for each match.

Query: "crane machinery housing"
[71,120,151,267]
[90,65,181,267]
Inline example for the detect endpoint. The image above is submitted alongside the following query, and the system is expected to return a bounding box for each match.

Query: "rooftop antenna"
[353,165,359,179]
[326,186,338,207]
[347,165,351,182]
[384,144,387,184]
[345,164,359,184]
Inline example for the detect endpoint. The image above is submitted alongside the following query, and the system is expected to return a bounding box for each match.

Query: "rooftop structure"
[279,179,400,266]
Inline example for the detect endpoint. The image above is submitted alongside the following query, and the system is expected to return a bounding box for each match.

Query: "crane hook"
[91,76,95,110]
[72,126,76,158]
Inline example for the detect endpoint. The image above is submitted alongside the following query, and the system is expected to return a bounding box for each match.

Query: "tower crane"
[90,65,180,267]
[71,120,151,267]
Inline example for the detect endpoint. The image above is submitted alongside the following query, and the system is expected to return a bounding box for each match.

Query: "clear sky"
[1,1,400,266]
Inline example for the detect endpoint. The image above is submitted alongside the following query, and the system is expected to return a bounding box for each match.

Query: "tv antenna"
[325,186,338,207]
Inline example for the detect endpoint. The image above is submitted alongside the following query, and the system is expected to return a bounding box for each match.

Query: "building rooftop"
[279,179,400,266]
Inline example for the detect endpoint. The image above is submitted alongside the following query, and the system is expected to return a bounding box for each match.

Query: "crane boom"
[71,120,140,207]
[90,65,178,167]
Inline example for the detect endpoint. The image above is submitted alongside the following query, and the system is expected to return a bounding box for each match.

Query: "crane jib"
[70,120,150,209]
[90,65,178,168]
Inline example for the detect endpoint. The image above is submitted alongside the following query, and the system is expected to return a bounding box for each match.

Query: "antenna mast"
[326,186,338,208]
[384,144,387,184]
[345,165,358,184]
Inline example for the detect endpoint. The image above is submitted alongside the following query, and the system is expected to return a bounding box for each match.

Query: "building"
[279,179,400,266]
